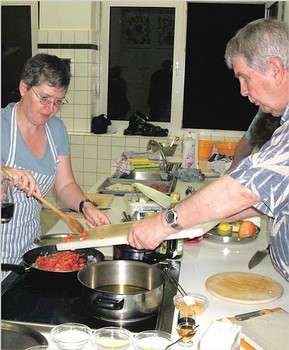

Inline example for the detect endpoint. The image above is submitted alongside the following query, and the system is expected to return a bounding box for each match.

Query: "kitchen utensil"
[248,245,270,269]
[173,293,209,315]
[1,320,48,349]
[133,330,172,350]
[34,233,81,246]
[233,307,283,321]
[164,268,187,297]
[91,326,133,350]
[1,245,104,278]
[33,192,85,235]
[77,260,166,322]
[205,272,283,304]
[204,220,260,244]
[113,244,167,264]
[50,323,92,350]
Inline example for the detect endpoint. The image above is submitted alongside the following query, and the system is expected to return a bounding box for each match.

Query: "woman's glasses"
[31,87,68,108]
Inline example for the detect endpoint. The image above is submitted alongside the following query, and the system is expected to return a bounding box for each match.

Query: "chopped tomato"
[80,229,88,241]
[63,234,76,243]
[35,251,86,272]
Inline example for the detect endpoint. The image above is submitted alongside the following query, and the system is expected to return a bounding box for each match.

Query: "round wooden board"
[205,272,283,304]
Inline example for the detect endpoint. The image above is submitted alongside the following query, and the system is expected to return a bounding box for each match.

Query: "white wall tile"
[61,30,74,43]
[48,30,61,43]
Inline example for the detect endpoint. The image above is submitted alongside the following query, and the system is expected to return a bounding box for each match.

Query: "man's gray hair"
[225,18,289,73]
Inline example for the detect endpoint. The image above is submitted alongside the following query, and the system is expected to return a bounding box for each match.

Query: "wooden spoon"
[1,165,85,234]
[33,192,85,234]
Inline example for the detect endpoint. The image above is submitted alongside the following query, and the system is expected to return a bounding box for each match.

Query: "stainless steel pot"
[77,260,166,322]
[113,244,167,264]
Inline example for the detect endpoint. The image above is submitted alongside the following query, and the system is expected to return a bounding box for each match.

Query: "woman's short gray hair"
[225,18,289,74]
[20,53,71,89]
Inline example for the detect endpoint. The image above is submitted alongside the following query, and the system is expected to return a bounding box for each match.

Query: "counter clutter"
[2,168,289,350]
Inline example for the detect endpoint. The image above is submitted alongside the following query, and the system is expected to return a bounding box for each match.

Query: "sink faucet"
[147,139,168,173]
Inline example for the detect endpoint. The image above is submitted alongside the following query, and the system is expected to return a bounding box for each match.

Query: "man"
[128,19,289,281]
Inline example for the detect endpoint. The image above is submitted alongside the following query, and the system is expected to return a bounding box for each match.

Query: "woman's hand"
[82,202,111,227]
[1,165,41,197]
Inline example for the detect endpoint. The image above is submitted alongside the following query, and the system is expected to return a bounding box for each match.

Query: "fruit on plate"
[217,223,231,234]
[238,221,257,237]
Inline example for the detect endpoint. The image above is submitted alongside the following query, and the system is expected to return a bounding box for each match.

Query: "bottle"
[182,131,199,168]
[161,239,184,259]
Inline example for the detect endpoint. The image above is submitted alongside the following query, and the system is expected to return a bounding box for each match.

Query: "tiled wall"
[38,29,98,133]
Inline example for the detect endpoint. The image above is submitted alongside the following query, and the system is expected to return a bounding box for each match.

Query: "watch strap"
[79,199,92,213]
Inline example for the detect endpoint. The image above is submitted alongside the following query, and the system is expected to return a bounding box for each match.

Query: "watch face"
[166,208,176,224]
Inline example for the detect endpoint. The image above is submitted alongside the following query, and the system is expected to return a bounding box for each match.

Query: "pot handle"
[93,295,124,310]
[143,252,167,264]
[1,263,26,275]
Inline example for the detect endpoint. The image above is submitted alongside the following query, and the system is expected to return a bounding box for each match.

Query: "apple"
[238,221,257,237]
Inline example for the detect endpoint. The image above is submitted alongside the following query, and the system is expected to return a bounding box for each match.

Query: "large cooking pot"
[1,245,105,280]
[77,260,166,322]
[113,244,167,264]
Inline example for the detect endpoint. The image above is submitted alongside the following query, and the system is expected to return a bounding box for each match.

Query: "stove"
[1,260,180,333]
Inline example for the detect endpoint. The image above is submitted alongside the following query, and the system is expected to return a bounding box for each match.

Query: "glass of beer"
[1,176,14,223]
[176,310,197,347]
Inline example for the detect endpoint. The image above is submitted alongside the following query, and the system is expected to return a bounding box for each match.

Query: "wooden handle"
[32,191,71,223]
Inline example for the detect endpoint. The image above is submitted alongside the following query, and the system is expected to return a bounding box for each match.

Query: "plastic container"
[216,141,238,156]
[182,131,199,168]
[198,140,214,160]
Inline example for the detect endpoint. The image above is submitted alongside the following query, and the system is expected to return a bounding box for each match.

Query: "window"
[1,2,38,108]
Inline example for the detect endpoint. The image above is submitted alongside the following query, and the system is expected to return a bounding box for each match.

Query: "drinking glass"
[1,176,14,223]
[176,310,197,347]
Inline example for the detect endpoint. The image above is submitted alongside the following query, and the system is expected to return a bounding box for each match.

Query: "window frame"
[97,1,187,132]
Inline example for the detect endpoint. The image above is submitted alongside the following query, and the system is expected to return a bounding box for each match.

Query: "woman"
[1,53,110,265]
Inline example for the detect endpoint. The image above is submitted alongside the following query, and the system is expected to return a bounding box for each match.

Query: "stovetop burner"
[1,260,180,333]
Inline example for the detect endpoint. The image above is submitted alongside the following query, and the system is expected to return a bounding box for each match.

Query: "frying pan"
[1,245,105,277]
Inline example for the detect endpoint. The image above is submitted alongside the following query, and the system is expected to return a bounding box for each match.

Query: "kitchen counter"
[38,172,289,349]
[4,171,289,349]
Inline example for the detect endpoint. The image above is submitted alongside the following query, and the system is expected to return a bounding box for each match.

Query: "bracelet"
[79,199,92,214]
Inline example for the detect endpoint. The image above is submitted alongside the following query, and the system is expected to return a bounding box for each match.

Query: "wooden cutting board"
[56,220,220,251]
[205,272,283,304]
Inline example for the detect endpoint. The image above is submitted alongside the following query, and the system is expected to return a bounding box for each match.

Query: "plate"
[1,321,48,349]
[133,183,178,208]
[204,221,260,244]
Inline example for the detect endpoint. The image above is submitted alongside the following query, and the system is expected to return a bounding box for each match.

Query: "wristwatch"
[79,199,92,214]
[165,205,183,230]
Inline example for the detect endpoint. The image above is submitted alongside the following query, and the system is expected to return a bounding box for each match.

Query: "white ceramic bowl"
[173,293,209,315]
[133,330,172,350]
[50,323,92,350]
[91,327,133,350]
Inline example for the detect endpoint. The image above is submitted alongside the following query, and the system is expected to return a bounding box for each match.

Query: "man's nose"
[239,81,248,97]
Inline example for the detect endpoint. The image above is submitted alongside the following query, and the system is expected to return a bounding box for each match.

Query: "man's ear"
[269,57,285,86]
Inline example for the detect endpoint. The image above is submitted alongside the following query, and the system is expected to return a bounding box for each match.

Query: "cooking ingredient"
[106,183,136,191]
[35,251,86,272]
[183,295,195,305]
[158,184,169,193]
[80,229,88,241]
[176,300,205,315]
[238,221,257,238]
[217,223,231,234]
[94,337,130,347]
[137,336,171,349]
[63,234,76,242]
[53,329,89,342]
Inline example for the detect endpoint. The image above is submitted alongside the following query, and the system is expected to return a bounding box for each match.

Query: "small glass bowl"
[133,330,172,350]
[50,323,92,350]
[91,327,133,350]
[173,293,209,315]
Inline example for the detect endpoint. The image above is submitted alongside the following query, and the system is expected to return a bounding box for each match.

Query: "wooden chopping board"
[56,219,220,251]
[205,272,283,304]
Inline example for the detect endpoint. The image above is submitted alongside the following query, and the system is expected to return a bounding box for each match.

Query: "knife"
[248,244,270,269]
